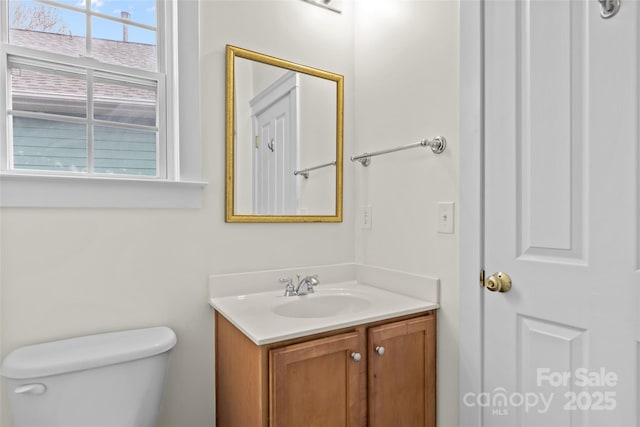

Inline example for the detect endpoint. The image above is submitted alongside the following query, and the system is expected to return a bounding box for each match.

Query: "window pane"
[8,0,86,57]
[91,16,156,71]
[94,126,156,176]
[10,60,87,118]
[4,0,164,180]
[44,0,80,9]
[12,116,87,172]
[94,77,156,126]
[113,1,157,27]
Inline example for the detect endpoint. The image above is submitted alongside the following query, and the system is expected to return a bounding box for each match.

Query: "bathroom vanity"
[209,264,439,427]
[215,309,436,427]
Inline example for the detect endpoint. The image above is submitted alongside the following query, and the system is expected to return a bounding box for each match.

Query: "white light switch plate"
[360,205,372,230]
[437,202,455,234]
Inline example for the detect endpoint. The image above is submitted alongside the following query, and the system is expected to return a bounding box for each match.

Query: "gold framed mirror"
[225,45,344,223]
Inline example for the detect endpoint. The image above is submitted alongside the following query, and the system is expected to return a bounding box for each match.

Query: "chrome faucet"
[280,274,319,296]
[295,274,319,295]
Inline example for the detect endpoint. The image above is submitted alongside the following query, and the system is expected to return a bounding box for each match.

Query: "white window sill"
[0,173,207,208]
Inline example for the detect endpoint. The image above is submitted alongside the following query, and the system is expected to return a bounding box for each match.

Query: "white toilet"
[1,326,177,427]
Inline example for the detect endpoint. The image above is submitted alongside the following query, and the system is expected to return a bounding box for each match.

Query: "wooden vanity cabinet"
[368,315,436,427]
[269,331,366,427]
[215,310,436,427]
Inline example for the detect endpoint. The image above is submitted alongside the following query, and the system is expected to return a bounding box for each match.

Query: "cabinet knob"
[350,352,362,362]
[375,346,385,356]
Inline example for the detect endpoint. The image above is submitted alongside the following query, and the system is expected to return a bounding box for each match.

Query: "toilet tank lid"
[1,326,177,379]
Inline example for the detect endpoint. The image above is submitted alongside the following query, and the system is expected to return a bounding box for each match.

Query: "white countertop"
[209,280,439,345]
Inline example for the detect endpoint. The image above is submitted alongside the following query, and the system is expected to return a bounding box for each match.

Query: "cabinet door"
[269,331,365,427]
[368,314,436,427]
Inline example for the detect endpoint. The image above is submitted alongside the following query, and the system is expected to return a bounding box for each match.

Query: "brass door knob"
[484,272,512,293]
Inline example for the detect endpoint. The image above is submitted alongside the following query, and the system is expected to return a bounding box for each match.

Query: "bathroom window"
[0,0,204,207]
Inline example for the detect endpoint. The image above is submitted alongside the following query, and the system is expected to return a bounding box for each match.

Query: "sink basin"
[210,280,439,345]
[272,294,371,318]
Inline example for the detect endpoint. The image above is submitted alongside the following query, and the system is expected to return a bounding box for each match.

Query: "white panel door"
[253,94,297,215]
[483,0,639,426]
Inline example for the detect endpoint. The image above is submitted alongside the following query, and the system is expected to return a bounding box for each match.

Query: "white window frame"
[0,0,205,208]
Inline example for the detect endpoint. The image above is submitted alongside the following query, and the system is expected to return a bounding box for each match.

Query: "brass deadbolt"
[484,272,512,293]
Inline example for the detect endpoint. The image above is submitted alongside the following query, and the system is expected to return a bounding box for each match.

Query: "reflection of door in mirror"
[251,72,298,215]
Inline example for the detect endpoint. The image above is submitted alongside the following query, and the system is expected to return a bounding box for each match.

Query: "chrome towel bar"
[294,160,336,179]
[350,136,446,167]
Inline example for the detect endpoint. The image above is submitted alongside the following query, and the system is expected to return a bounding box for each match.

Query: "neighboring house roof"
[10,28,157,71]
[9,28,157,123]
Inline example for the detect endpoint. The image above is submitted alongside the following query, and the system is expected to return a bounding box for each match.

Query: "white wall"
[0,1,460,426]
[353,1,460,425]
[0,1,355,426]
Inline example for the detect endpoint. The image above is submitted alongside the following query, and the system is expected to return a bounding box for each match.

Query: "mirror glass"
[226,45,343,222]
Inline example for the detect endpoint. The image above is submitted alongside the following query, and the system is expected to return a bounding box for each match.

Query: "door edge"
[459,0,485,426]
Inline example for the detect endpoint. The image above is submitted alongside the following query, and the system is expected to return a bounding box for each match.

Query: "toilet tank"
[1,327,177,427]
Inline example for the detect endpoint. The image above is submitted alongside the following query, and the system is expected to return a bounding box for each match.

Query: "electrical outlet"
[437,202,455,234]
[360,206,372,230]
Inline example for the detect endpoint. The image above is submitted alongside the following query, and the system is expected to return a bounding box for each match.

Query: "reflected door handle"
[598,0,620,18]
[267,139,275,152]
[483,272,512,293]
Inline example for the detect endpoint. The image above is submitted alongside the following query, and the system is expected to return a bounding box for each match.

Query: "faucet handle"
[308,275,319,293]
[280,277,296,296]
